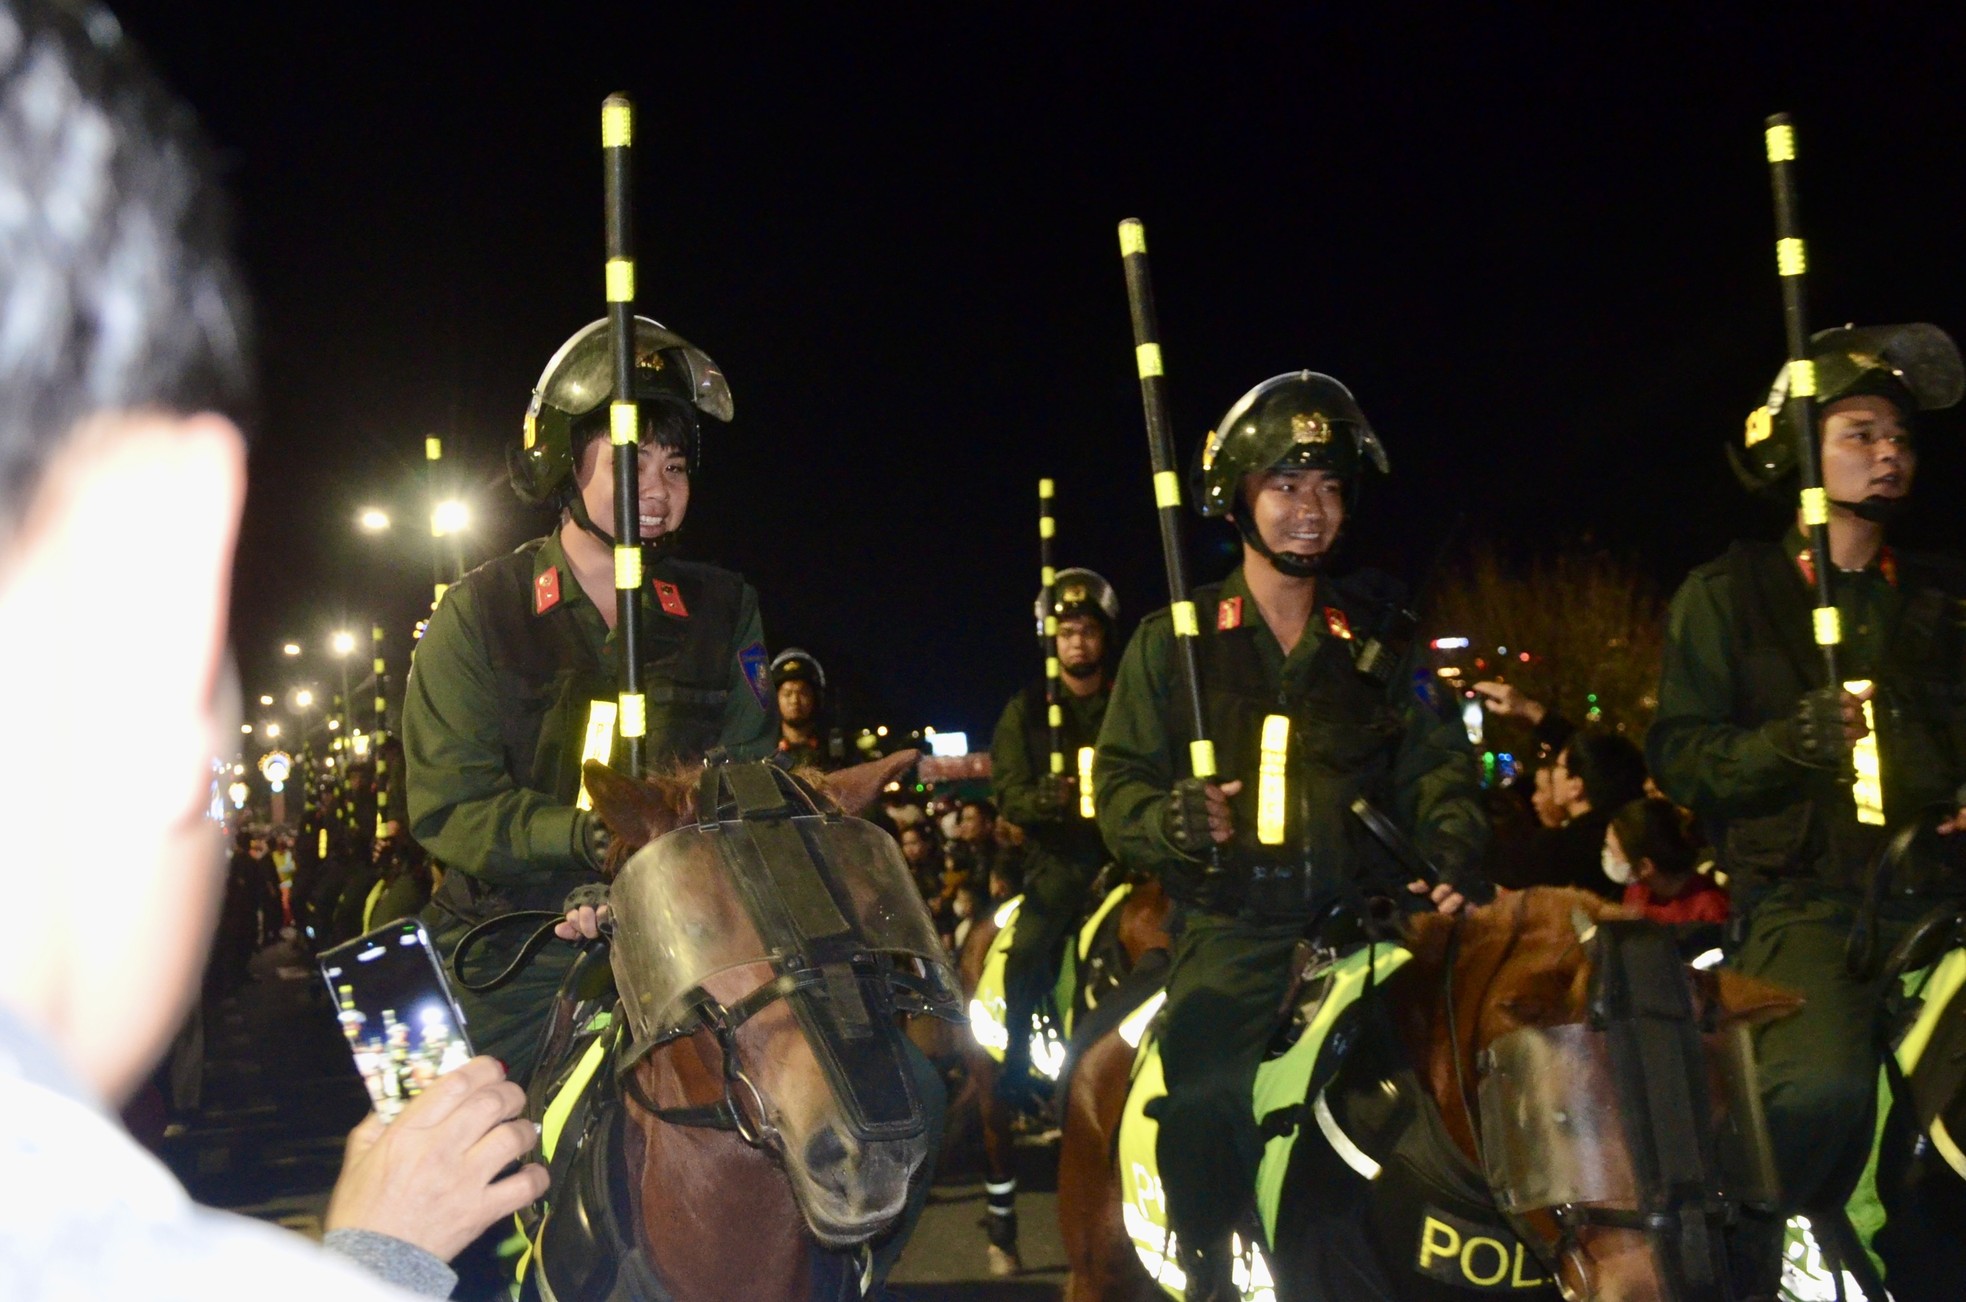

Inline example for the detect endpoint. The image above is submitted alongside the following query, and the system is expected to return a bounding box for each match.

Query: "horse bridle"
[1443,907,1749,1300]
[610,761,962,1147]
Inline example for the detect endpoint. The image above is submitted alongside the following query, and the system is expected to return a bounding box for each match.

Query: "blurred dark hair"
[960,799,997,821]
[0,0,251,534]
[1564,730,1647,813]
[1609,797,1697,879]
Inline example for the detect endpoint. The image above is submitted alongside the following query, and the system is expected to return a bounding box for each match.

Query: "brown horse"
[1058,888,1802,1302]
[955,871,1172,1275]
[521,751,951,1302]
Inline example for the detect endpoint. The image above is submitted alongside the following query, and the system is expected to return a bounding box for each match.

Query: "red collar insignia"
[654,579,689,618]
[1324,606,1353,640]
[1216,596,1243,630]
[1796,546,1897,589]
[534,567,561,615]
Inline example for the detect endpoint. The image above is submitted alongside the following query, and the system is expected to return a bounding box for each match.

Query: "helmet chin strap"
[564,494,678,557]
[1232,509,1329,578]
[1830,494,1909,526]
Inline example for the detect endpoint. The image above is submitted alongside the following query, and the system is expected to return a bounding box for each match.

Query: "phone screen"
[319,919,474,1122]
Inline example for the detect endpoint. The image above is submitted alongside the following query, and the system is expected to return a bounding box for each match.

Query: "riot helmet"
[1033,567,1119,632]
[510,316,733,514]
[769,647,827,694]
[1195,371,1389,577]
[1731,322,1962,517]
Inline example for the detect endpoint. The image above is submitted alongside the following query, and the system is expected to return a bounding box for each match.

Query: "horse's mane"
[591,759,848,877]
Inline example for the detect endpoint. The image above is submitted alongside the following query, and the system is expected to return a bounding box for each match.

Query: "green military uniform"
[408,531,774,1081]
[990,680,1110,1069]
[1096,564,1487,1259]
[1649,322,1966,1285]
[1649,531,1966,1218]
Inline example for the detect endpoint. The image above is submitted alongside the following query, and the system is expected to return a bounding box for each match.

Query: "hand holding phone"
[325,1055,548,1262]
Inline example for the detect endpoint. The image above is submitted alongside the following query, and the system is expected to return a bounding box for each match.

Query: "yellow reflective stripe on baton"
[1765,122,1796,163]
[1044,614,1058,636]
[574,699,619,810]
[1046,656,1061,679]
[1170,601,1199,637]
[605,258,635,302]
[1040,516,1056,539]
[1813,606,1842,647]
[425,436,442,461]
[1153,470,1181,509]
[1118,220,1147,257]
[611,400,639,445]
[1776,237,1807,277]
[1800,486,1829,526]
[614,545,642,591]
[619,691,646,739]
[1050,751,1066,774]
[1188,739,1216,780]
[602,101,633,148]
[1039,478,1055,499]
[319,828,329,858]
[1256,713,1290,846]
[1843,679,1885,827]
[1041,565,1056,586]
[1048,703,1063,728]
[1078,746,1096,818]
[1136,343,1163,379]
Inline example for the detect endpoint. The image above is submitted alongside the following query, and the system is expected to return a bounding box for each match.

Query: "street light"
[357,507,391,532]
[240,723,253,735]
[258,694,273,706]
[293,688,314,709]
[330,630,357,657]
[431,500,469,538]
[282,642,301,657]
[264,722,281,739]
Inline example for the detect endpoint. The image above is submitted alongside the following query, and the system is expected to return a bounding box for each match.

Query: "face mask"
[1601,843,1633,886]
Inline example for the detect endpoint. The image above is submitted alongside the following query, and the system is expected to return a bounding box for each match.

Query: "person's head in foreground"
[0,1,543,1292]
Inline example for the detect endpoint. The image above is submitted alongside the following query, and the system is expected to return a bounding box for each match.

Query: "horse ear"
[582,760,683,851]
[816,750,921,817]
[1703,968,1806,1028]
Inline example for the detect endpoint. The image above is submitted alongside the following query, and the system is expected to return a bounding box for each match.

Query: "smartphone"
[319,919,474,1122]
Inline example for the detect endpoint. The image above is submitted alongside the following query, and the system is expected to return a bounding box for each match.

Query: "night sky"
[109,3,1966,743]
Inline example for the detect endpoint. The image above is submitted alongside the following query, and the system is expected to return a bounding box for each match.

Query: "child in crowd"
[1603,797,1730,925]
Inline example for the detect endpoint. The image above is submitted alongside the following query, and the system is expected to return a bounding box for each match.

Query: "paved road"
[153,939,1069,1300]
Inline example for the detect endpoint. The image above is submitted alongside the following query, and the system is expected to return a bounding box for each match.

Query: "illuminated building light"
[1431,636,1470,650]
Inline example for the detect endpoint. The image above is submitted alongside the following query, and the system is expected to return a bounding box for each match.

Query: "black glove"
[1774,686,1852,770]
[1161,778,1215,859]
[1032,772,1072,820]
[574,811,614,872]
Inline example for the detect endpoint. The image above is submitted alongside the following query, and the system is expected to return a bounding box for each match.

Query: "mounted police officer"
[989,567,1120,1106]
[770,647,842,771]
[405,317,776,1085]
[1647,323,1966,1287]
[1094,372,1488,1299]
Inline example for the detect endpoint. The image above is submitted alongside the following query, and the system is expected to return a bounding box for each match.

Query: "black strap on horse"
[446,882,613,993]
[1847,802,1963,980]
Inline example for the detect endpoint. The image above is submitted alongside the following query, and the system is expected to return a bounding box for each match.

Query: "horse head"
[1398,888,1802,1302]
[584,750,955,1250]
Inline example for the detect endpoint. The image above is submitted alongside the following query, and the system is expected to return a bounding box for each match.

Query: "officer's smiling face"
[573,436,690,540]
[1820,394,1915,508]
[1242,467,1345,565]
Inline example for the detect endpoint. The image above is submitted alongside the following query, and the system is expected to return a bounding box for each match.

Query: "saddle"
[1116,945,1560,1301]
[969,879,1143,1078]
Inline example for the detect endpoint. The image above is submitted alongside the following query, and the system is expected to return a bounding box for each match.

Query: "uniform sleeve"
[1092,616,1192,877]
[717,583,776,761]
[402,586,582,884]
[1388,651,1490,886]
[1646,572,1800,817]
[992,693,1048,827]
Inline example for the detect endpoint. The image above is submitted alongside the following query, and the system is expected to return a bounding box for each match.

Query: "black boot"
[1177,1233,1241,1302]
